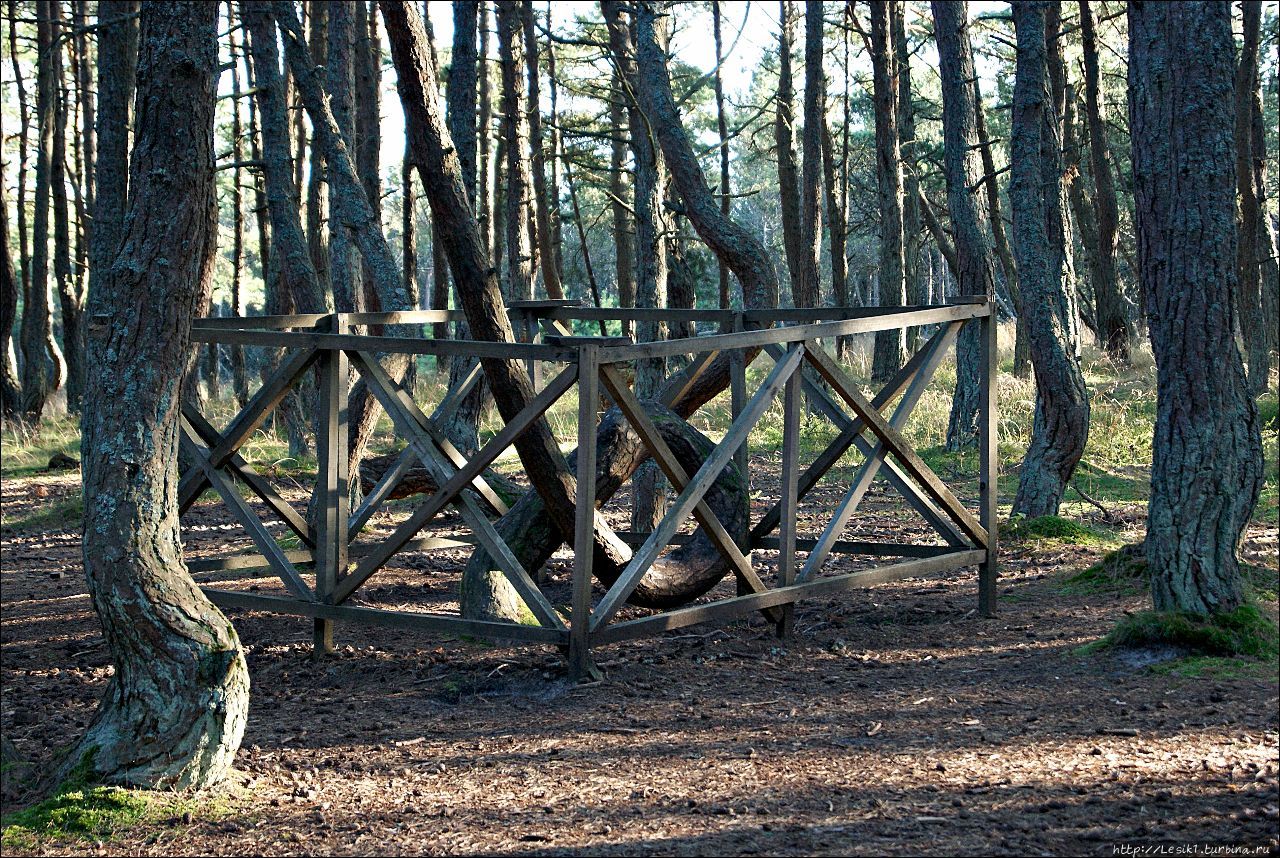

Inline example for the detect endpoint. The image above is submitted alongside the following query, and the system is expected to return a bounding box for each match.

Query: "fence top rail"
[190,301,993,361]
[192,300,992,332]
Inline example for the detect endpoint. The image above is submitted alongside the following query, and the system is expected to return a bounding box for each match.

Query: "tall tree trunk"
[229,21,249,409]
[604,0,668,533]
[869,1,905,382]
[68,0,248,789]
[22,0,68,423]
[1253,70,1280,360]
[546,3,564,288]
[51,1,83,413]
[933,1,998,451]
[609,68,635,339]
[244,1,328,461]
[327,0,361,314]
[1080,0,1132,364]
[523,0,562,299]
[1,168,20,423]
[1009,1,1089,518]
[476,1,495,263]
[305,2,329,298]
[423,16,452,375]
[497,4,534,303]
[775,1,803,305]
[356,0,384,319]
[973,73,1026,375]
[796,0,822,313]
[1234,0,1269,394]
[893,0,923,351]
[712,0,732,310]
[444,0,488,458]
[9,0,31,382]
[1130,0,1263,615]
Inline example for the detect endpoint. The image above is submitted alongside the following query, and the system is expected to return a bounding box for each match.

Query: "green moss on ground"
[1005,514,1116,547]
[1,786,150,849]
[1,494,84,534]
[1094,603,1279,661]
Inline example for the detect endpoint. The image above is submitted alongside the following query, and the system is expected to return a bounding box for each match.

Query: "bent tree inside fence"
[180,300,998,680]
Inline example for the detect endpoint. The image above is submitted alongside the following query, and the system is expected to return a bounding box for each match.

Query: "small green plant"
[1005,514,1113,546]
[1098,603,1279,660]
[1,786,150,849]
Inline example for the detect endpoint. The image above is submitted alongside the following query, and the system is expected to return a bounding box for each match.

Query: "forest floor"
[1,357,1278,857]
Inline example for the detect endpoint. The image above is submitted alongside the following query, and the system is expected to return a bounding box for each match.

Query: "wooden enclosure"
[182,300,998,678]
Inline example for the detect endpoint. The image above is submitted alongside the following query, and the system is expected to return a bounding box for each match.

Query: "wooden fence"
[182,300,998,679]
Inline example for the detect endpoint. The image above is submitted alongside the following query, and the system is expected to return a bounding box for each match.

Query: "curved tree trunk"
[1130,0,1262,615]
[67,0,248,789]
[932,1,997,452]
[869,1,905,383]
[22,0,67,424]
[1009,1,1089,518]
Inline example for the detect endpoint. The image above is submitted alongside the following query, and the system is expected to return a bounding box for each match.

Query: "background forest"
[0,1,1277,854]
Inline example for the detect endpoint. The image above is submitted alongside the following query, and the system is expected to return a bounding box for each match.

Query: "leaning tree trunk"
[1009,1,1089,518]
[22,0,67,424]
[65,0,248,789]
[932,1,997,451]
[1080,0,1132,364]
[1130,0,1262,615]
[385,0,778,619]
[1234,0,1270,394]
[869,1,905,383]
[383,1,634,623]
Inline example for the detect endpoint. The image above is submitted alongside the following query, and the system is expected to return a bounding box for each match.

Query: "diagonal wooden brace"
[591,344,805,631]
[804,346,988,547]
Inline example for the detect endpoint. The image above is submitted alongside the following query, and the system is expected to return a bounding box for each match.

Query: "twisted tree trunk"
[67,0,248,789]
[1009,1,1089,518]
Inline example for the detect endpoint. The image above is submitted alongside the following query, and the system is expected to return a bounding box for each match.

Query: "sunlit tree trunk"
[932,1,997,451]
[869,1,905,382]
[68,0,248,788]
[1234,0,1270,394]
[1131,0,1263,615]
[775,1,803,304]
[1009,0,1089,518]
[893,0,922,352]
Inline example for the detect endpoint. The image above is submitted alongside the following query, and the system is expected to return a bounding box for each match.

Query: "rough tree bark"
[869,1,905,382]
[8,0,31,406]
[326,0,361,314]
[355,0,384,319]
[66,0,248,789]
[775,1,804,304]
[1080,0,1132,364]
[21,0,67,424]
[305,2,329,298]
[796,0,822,312]
[228,23,249,408]
[932,1,997,451]
[51,0,83,413]
[1009,1,1090,518]
[1234,0,1270,394]
[1130,0,1262,615]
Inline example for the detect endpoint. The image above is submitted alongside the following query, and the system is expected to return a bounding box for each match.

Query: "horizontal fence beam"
[203,588,569,644]
[189,328,578,360]
[593,550,986,645]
